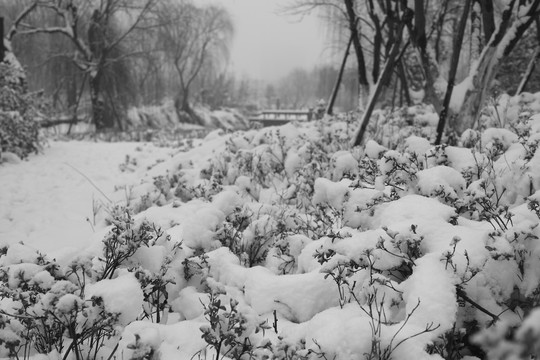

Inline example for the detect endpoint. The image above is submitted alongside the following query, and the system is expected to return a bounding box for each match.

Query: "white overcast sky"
[213,0,326,81]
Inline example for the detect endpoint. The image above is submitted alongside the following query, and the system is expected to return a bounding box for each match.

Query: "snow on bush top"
[85,272,144,325]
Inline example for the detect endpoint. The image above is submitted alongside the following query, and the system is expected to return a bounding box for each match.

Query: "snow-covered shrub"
[197,286,271,360]
[0,57,45,160]
[365,105,438,148]
[9,96,540,359]
[0,208,184,360]
[473,308,540,359]
[132,244,182,323]
[0,248,121,360]
[99,211,165,280]
[113,108,540,358]
[312,223,450,359]
[0,111,40,160]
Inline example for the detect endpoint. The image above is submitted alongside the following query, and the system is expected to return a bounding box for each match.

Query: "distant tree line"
[260,66,359,112]
[3,0,540,141]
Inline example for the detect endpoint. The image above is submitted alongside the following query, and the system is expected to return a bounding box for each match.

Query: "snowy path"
[0,140,171,259]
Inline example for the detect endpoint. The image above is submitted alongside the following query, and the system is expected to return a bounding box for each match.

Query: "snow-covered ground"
[0,141,173,258]
[2,95,540,360]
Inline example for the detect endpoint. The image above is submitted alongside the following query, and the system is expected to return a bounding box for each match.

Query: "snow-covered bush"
[473,308,540,359]
[51,102,526,357]
[0,209,184,360]
[197,285,271,360]
[365,105,439,148]
[5,92,540,359]
[0,55,45,160]
[0,246,122,360]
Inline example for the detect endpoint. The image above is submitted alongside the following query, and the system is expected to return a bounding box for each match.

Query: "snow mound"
[416,166,466,201]
[85,273,144,325]
[481,127,518,150]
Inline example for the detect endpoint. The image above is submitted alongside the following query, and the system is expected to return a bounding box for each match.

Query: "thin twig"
[64,162,112,203]
[456,287,499,322]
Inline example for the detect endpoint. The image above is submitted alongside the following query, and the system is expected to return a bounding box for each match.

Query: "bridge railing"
[249,109,313,126]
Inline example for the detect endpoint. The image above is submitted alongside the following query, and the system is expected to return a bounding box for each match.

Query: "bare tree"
[6,0,157,130]
[286,0,412,112]
[155,0,233,122]
[352,1,411,146]
[326,30,353,115]
[294,0,540,145]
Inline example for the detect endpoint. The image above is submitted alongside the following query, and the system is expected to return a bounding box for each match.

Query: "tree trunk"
[366,0,382,82]
[435,0,472,145]
[327,34,353,115]
[353,23,405,147]
[515,47,540,95]
[181,88,190,114]
[397,60,411,106]
[67,71,78,111]
[470,1,482,62]
[358,83,371,111]
[0,17,4,62]
[455,0,539,134]
[479,0,495,41]
[455,46,498,134]
[516,17,540,95]
[410,0,442,113]
[90,72,111,130]
[343,0,370,101]
[175,87,200,125]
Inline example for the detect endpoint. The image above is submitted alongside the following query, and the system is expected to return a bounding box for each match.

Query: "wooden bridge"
[249,110,314,127]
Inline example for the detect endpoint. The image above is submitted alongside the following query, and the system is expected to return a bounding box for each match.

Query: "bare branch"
[6,1,38,40]
[104,0,157,54]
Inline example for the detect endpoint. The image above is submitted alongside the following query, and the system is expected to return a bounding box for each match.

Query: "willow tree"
[6,0,157,130]
[155,0,233,122]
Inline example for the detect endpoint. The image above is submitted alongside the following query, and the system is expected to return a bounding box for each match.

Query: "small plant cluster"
[0,209,182,360]
[366,105,438,148]
[0,55,47,160]
[197,287,270,360]
[314,225,441,359]
[0,248,120,360]
[195,283,340,360]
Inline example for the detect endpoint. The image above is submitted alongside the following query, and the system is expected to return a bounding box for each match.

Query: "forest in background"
[0,0,540,142]
[0,0,364,126]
